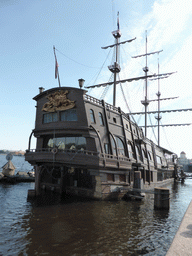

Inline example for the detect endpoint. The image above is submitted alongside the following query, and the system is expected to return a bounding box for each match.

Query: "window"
[99,112,104,125]
[115,137,125,156]
[60,109,77,121]
[142,149,147,159]
[47,136,86,150]
[128,141,134,158]
[43,110,77,123]
[43,112,58,123]
[104,143,110,154]
[136,145,142,161]
[107,173,114,182]
[111,136,117,155]
[156,156,162,164]
[148,152,152,161]
[113,117,117,123]
[119,174,126,182]
[90,109,95,123]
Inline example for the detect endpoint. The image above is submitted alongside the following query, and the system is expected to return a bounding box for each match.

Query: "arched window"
[99,112,104,125]
[111,136,117,155]
[115,137,125,156]
[148,152,152,161]
[142,149,147,159]
[127,141,134,158]
[136,145,142,161]
[90,109,95,123]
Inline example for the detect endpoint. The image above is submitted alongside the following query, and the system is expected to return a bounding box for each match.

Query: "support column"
[35,165,41,196]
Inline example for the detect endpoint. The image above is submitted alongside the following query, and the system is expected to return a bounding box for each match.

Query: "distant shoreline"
[0,152,25,156]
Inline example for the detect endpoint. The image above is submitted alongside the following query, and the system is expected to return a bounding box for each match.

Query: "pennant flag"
[117,12,120,30]
[53,46,61,87]
[55,58,59,79]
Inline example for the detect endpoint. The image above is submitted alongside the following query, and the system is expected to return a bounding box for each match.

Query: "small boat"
[0,172,35,183]
[0,154,35,183]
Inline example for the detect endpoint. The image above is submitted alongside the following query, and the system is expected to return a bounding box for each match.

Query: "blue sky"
[1,0,192,159]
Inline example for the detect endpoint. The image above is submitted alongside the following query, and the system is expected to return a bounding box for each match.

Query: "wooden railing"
[84,94,119,113]
[26,148,131,163]
[84,95,103,106]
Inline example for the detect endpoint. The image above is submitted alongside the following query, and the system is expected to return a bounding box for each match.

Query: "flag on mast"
[117,12,120,30]
[55,57,59,79]
[53,46,61,87]
[54,46,59,79]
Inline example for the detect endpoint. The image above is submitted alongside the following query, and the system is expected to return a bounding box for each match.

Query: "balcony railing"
[26,148,100,157]
[25,148,132,168]
[26,148,131,160]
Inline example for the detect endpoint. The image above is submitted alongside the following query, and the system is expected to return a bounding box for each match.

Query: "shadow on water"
[28,191,94,207]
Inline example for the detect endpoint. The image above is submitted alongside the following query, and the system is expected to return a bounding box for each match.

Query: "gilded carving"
[42,90,75,112]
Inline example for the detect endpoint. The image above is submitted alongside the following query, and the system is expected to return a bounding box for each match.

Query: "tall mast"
[132,32,162,137]
[87,13,136,104]
[108,12,121,106]
[141,31,149,137]
[155,57,162,146]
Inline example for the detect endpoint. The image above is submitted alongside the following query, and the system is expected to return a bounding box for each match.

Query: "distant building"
[177,151,192,172]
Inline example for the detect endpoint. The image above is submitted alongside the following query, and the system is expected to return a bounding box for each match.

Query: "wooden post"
[27,189,36,199]
[133,171,142,189]
[35,165,41,196]
[154,187,170,210]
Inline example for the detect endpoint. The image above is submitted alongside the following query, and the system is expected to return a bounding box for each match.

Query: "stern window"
[43,112,58,123]
[60,109,77,121]
[47,136,86,150]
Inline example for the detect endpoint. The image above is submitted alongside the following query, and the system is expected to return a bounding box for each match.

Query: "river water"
[0,154,191,256]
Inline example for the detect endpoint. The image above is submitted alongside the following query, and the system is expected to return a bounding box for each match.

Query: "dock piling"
[154,187,170,210]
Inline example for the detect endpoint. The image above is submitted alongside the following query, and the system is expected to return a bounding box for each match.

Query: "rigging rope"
[99,74,113,100]
[87,48,112,92]
[148,113,158,143]
[161,120,173,152]
[55,48,100,69]
[117,74,137,123]
[136,106,145,125]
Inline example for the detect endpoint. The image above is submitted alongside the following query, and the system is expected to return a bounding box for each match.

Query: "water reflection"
[0,180,192,256]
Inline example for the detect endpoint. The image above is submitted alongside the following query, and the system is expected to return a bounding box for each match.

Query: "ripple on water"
[0,179,191,256]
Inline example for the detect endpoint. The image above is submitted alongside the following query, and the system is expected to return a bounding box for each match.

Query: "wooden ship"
[25,15,180,200]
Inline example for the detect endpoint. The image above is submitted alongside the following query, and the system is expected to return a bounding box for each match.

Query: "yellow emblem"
[42,90,75,112]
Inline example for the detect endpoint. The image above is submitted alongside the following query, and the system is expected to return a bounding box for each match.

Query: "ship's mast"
[155,58,162,146]
[108,12,121,106]
[132,32,163,137]
[141,31,149,137]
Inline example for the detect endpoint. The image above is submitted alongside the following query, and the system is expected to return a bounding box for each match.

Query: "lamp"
[39,87,44,93]
[78,78,85,89]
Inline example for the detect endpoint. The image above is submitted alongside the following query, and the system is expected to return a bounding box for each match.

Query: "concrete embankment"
[166,200,192,256]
